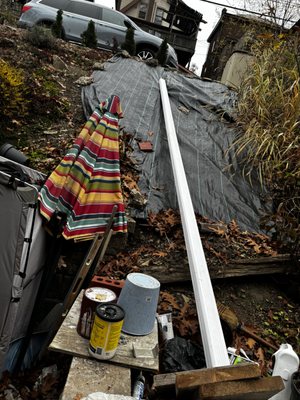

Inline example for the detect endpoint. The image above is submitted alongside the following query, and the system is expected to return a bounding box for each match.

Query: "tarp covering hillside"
[82,57,268,232]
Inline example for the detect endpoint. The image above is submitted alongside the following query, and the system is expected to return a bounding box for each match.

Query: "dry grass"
[233,32,300,256]
[234,33,300,183]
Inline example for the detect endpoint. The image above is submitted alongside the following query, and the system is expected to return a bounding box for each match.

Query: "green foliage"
[233,32,300,257]
[81,20,97,49]
[156,38,168,66]
[26,25,56,49]
[0,59,29,122]
[121,27,136,56]
[52,9,64,39]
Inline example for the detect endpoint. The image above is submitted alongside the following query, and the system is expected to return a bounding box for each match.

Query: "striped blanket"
[39,95,127,240]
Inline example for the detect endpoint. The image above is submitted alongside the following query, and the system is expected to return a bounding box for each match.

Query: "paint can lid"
[84,287,116,303]
[96,303,125,322]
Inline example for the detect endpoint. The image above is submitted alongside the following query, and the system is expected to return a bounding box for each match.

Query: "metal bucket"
[117,273,160,336]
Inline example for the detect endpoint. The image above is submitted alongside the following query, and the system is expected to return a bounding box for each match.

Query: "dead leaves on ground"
[148,209,181,236]
[199,217,278,262]
[144,210,279,267]
[158,291,199,337]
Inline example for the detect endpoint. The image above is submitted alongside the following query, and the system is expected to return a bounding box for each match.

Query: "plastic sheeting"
[82,57,268,232]
[0,157,47,373]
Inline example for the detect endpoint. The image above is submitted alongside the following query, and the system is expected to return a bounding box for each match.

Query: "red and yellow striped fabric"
[39,95,127,240]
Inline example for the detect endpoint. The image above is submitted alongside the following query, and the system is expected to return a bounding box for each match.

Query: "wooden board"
[152,372,176,396]
[196,376,284,400]
[176,364,261,398]
[142,255,293,283]
[49,291,159,372]
[60,356,131,400]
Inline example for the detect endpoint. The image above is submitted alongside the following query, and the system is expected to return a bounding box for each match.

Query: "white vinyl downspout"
[159,78,229,368]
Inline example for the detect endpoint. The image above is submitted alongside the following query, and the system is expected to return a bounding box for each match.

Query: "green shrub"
[52,9,64,39]
[81,20,97,49]
[0,59,29,121]
[121,27,136,56]
[26,25,56,49]
[156,38,168,66]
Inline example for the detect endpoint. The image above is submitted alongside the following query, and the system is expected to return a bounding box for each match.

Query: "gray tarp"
[0,157,46,372]
[82,57,268,232]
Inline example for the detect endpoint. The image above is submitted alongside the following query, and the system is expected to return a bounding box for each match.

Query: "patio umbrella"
[39,95,127,240]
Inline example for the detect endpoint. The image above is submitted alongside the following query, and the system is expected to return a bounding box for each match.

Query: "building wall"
[201,10,284,81]
[202,13,252,80]
[119,0,169,27]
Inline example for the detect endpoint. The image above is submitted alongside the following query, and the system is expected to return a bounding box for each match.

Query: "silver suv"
[18,0,178,67]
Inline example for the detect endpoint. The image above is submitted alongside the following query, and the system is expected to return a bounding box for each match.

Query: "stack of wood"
[153,363,284,400]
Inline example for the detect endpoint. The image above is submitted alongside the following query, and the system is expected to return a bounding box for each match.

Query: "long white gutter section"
[159,78,230,368]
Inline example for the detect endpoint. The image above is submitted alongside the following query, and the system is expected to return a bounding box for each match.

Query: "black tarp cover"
[82,57,268,232]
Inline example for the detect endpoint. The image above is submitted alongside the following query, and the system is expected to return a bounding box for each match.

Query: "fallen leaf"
[152,251,168,258]
[255,347,265,371]
[246,338,257,349]
[210,226,227,236]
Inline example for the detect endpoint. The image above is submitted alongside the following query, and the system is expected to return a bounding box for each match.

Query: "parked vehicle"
[18,0,178,67]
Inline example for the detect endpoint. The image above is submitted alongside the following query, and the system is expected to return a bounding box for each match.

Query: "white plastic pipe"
[159,78,229,368]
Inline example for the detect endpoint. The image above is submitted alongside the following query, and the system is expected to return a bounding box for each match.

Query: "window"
[65,2,101,19]
[102,8,126,27]
[41,0,69,10]
[138,0,149,20]
[154,7,164,25]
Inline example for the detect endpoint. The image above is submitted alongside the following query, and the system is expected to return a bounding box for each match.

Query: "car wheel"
[136,48,155,61]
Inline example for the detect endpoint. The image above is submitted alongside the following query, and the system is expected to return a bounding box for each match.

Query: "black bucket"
[291,371,300,400]
[0,143,29,165]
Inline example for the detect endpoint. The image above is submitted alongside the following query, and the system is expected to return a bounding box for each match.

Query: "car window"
[65,2,101,19]
[40,0,69,10]
[102,8,126,27]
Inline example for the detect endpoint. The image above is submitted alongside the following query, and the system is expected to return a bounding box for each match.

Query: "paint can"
[77,287,117,339]
[89,303,125,360]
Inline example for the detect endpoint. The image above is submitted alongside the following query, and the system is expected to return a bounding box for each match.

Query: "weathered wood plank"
[176,364,261,398]
[196,376,284,400]
[142,255,293,283]
[61,357,131,400]
[229,255,291,264]
[152,372,176,395]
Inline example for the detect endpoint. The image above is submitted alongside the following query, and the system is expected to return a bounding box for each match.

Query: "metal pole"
[159,78,229,368]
